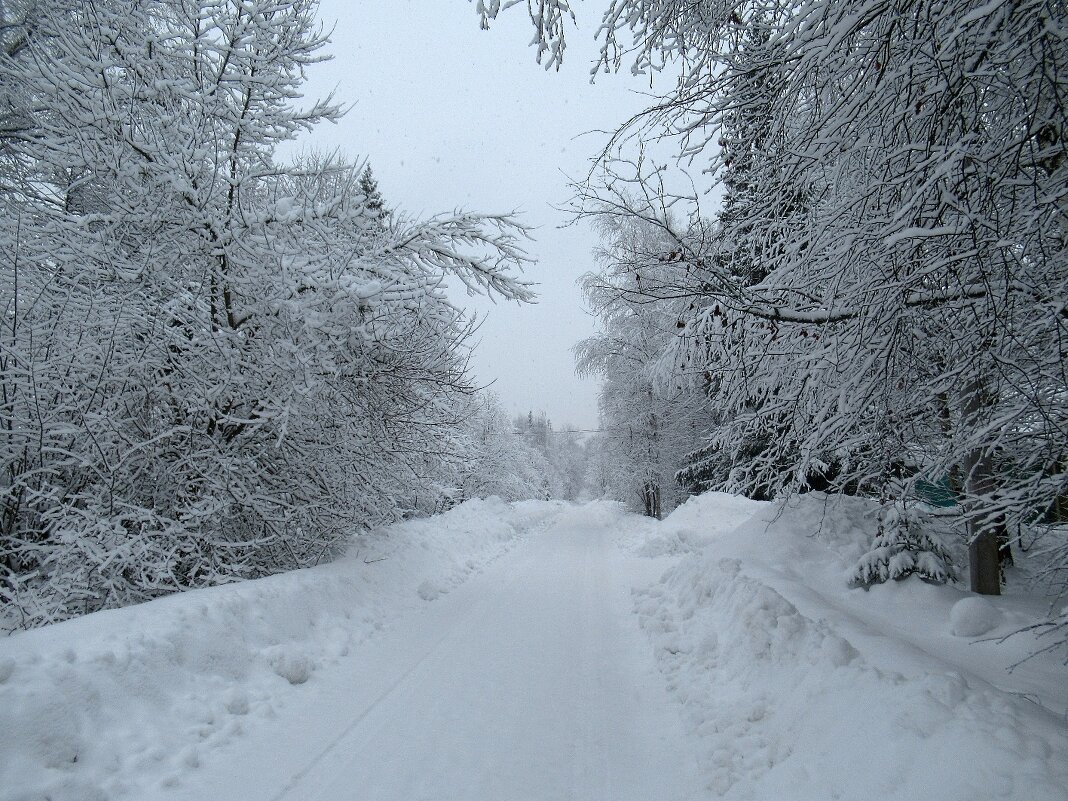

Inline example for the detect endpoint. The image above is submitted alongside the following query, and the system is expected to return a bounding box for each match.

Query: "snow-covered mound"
[623,492,767,557]
[637,492,1068,800]
[950,596,1004,637]
[0,498,563,801]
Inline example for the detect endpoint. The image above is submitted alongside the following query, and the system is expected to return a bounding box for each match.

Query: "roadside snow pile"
[0,497,562,801]
[624,492,767,557]
[637,492,1068,801]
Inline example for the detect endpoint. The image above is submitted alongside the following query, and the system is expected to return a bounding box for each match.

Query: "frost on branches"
[453,395,556,505]
[0,0,532,627]
[576,212,715,518]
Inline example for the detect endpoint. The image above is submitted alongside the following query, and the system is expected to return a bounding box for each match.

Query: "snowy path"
[158,505,705,801]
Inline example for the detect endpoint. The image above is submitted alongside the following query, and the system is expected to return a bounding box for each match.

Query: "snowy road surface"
[160,504,705,801]
[7,496,1065,801]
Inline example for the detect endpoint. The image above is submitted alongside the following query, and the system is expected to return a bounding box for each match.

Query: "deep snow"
[1,494,1066,801]
[635,492,1068,800]
[0,498,563,801]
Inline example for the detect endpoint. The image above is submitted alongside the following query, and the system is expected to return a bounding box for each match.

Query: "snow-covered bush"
[949,597,1003,638]
[850,504,957,588]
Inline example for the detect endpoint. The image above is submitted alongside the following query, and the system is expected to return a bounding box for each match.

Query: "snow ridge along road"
[0,498,559,801]
[163,502,705,801]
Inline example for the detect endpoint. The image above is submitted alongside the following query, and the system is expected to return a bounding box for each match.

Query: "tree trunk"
[641,481,661,519]
[961,445,1002,595]
[960,376,1002,595]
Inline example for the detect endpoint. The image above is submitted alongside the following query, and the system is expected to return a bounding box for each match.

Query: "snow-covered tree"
[478,0,1067,599]
[453,393,552,503]
[547,428,589,501]
[576,212,714,517]
[358,164,388,225]
[510,410,589,501]
[0,0,533,626]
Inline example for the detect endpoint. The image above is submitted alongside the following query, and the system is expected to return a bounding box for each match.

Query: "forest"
[558,0,1067,629]
[0,0,1065,663]
[0,2,1066,799]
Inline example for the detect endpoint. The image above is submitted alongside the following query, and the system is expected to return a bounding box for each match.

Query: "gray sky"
[293,2,656,430]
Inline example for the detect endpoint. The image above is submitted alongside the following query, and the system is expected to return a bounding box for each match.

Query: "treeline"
[0,1,535,627]
[443,400,588,505]
[510,411,588,501]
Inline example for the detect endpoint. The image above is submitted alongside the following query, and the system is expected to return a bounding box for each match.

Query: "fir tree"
[358,165,388,223]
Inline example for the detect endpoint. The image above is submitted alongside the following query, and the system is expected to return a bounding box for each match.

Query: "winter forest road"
[161,505,706,801]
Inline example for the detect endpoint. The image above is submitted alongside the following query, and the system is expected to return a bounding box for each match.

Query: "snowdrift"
[635,492,1068,800]
[0,498,563,801]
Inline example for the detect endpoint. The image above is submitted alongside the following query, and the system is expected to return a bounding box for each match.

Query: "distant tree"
[358,164,388,223]
[455,393,551,503]
[547,428,589,501]
[576,212,714,518]
[510,410,588,500]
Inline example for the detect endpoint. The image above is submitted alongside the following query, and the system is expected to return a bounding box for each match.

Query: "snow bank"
[0,498,563,801]
[637,492,1068,800]
[621,492,766,557]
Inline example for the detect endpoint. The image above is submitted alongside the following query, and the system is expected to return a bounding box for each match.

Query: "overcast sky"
[292,2,658,430]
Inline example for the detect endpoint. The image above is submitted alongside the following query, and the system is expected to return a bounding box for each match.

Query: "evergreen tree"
[358,164,388,223]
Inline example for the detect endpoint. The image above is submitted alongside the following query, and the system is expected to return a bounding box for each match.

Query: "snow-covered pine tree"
[851,503,956,588]
[358,164,388,224]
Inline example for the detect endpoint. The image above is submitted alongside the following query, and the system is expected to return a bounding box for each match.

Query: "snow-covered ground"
[0,498,563,801]
[635,492,1068,800]
[2,494,1066,800]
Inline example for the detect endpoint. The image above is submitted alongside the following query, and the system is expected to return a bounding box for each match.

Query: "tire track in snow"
[267,587,498,801]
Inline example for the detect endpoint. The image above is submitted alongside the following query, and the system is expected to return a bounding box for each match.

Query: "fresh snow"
[638,492,1068,800]
[0,499,562,801]
[2,494,1067,801]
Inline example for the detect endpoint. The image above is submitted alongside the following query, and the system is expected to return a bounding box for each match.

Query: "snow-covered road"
[6,496,1065,801]
[160,504,704,801]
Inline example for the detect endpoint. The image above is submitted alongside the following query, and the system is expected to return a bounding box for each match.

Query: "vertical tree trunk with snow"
[963,450,1002,596]
[960,377,1002,596]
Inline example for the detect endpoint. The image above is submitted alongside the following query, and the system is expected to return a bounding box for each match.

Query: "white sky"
[292,2,659,430]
